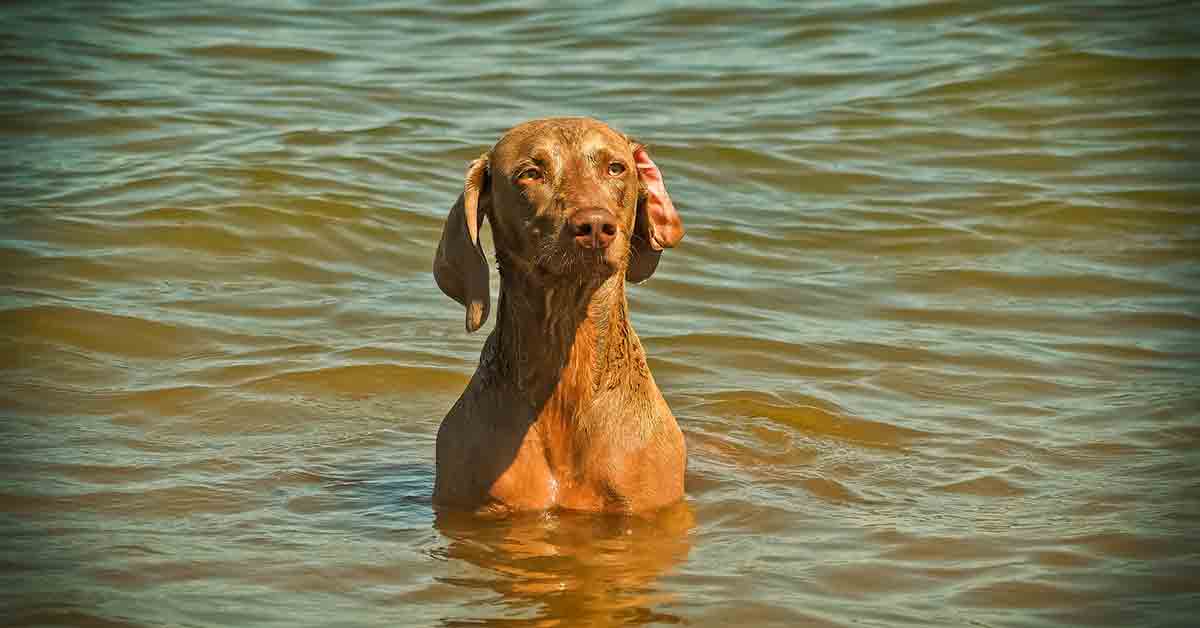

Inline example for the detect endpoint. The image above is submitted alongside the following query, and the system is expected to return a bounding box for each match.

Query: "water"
[2,1,1198,626]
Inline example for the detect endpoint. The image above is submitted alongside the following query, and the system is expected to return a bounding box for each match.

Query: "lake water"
[2,1,1198,626]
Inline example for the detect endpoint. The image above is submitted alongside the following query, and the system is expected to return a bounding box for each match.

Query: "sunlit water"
[2,2,1198,626]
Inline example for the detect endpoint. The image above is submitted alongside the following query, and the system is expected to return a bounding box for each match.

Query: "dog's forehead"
[492,118,628,167]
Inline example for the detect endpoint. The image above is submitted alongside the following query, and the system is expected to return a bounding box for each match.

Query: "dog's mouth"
[574,247,619,275]
[534,237,623,279]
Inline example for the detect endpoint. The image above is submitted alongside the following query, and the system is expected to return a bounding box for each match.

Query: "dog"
[432,117,686,514]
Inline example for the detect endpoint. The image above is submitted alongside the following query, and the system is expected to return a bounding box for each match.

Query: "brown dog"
[432,117,686,514]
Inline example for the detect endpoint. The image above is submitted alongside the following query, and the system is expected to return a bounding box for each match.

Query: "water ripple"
[2,1,1198,627]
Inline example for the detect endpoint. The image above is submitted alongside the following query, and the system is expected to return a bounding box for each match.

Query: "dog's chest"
[485,436,659,513]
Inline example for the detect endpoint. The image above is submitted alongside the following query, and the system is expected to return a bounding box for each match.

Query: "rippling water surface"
[3,1,1199,626]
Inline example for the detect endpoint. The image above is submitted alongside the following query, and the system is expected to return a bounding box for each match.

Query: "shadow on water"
[431,503,695,626]
[317,460,439,530]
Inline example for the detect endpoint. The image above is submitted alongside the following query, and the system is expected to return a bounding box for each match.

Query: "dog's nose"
[570,208,618,249]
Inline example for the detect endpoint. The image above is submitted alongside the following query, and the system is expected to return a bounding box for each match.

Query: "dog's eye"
[517,167,542,182]
[607,162,627,176]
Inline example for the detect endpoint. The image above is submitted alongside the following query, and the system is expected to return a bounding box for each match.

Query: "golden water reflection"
[433,503,695,626]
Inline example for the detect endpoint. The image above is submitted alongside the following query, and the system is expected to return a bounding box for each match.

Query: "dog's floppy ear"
[626,146,684,283]
[434,155,491,332]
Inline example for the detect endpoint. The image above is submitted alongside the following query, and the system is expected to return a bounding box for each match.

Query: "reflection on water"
[2,0,1199,626]
[433,505,694,626]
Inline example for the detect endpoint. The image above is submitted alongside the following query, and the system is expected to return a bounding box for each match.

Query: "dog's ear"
[627,146,684,283]
[433,155,491,332]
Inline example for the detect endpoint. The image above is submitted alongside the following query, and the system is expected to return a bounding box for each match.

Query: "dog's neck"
[484,260,648,421]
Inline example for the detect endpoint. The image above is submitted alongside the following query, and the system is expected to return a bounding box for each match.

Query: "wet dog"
[432,117,685,514]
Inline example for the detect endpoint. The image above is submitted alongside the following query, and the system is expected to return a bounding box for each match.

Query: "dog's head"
[434,117,684,332]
